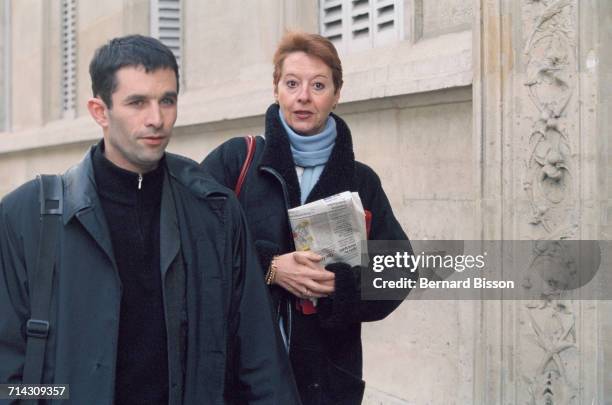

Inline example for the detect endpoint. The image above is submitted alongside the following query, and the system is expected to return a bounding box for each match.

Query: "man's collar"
[62,141,233,224]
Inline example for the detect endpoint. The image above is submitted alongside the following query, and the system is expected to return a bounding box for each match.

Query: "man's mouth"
[141,136,166,146]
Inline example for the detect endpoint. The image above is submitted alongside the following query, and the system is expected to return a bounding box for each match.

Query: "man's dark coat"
[0,145,300,404]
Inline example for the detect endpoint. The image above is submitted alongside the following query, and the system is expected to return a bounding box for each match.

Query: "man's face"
[102,66,178,173]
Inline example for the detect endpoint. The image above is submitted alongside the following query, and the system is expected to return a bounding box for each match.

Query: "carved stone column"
[474,0,608,403]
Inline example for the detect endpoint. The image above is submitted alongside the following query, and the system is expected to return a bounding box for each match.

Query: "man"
[0,35,299,404]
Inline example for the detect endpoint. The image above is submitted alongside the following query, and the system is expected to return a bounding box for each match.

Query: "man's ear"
[87,97,109,128]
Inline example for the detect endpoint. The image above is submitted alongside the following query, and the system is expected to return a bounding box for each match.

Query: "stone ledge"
[0,30,472,155]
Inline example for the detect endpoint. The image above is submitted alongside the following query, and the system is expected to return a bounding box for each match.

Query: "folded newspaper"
[288,191,367,267]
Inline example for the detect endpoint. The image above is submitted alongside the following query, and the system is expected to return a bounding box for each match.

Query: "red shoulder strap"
[234,135,256,196]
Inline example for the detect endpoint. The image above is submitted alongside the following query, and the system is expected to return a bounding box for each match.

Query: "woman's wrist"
[265,255,279,285]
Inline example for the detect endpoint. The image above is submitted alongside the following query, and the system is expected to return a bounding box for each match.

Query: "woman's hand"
[272,251,335,299]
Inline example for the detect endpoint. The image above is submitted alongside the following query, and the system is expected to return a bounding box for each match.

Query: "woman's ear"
[333,87,341,108]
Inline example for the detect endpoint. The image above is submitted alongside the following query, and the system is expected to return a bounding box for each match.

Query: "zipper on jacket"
[260,166,296,351]
[137,174,143,190]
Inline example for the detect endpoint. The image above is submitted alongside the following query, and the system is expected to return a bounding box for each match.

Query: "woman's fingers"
[319,278,335,287]
[273,251,339,297]
[307,280,335,295]
[293,251,323,268]
[277,271,335,297]
[310,269,335,281]
[279,279,322,299]
[283,283,306,299]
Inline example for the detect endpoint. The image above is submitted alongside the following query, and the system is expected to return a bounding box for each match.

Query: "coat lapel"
[160,172,180,277]
[63,147,117,269]
[259,104,303,209]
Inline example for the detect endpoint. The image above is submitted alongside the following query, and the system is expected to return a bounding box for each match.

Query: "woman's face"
[274,51,340,136]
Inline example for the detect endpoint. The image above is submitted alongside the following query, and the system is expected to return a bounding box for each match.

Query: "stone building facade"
[0,0,609,403]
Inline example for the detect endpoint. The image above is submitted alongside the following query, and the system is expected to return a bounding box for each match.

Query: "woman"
[202,31,410,405]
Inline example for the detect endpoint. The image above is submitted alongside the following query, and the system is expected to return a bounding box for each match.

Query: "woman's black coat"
[202,103,412,405]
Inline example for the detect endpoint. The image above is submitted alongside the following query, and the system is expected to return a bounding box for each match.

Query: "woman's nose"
[297,84,311,103]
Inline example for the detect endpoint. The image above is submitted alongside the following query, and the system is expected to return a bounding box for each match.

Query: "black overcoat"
[202,104,412,405]
[0,144,300,404]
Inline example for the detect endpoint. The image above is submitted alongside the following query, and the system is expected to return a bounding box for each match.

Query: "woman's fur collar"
[258,103,356,208]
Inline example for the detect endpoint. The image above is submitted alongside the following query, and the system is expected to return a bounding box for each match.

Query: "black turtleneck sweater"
[92,145,168,405]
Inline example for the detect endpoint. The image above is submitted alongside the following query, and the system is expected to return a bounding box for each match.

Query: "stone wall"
[422,0,473,37]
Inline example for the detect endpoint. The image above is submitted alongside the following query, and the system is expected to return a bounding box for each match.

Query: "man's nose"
[145,103,163,129]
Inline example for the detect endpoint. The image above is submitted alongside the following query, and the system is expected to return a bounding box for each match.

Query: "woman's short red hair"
[273,31,343,94]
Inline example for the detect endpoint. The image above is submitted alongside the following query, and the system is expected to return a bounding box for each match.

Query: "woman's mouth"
[294,111,313,119]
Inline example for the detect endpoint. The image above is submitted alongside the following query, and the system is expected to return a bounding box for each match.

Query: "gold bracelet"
[265,255,279,285]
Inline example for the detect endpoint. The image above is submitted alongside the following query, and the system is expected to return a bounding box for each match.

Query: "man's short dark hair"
[89,35,179,108]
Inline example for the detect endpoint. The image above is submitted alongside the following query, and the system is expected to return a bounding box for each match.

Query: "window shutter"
[320,0,402,52]
[349,0,371,51]
[320,0,344,47]
[150,0,181,68]
[373,0,399,47]
[61,0,77,118]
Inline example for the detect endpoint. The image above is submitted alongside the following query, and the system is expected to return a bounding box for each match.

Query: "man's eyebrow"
[122,91,177,103]
[123,94,146,103]
[161,91,178,99]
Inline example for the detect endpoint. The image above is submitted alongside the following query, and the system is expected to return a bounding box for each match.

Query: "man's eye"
[161,98,176,106]
[313,82,325,91]
[130,100,145,107]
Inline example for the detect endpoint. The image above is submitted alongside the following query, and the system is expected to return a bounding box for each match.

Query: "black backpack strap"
[22,174,63,386]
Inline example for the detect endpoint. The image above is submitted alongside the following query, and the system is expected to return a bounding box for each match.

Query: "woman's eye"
[286,80,298,88]
[313,82,325,91]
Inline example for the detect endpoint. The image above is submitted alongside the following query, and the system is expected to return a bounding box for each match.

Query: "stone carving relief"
[520,1,580,404]
[523,300,578,405]
[522,0,577,239]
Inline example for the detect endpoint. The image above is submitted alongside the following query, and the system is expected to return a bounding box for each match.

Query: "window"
[320,0,403,53]
[150,0,181,69]
[61,0,77,118]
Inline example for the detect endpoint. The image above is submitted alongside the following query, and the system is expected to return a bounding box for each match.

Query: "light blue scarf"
[279,109,337,204]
